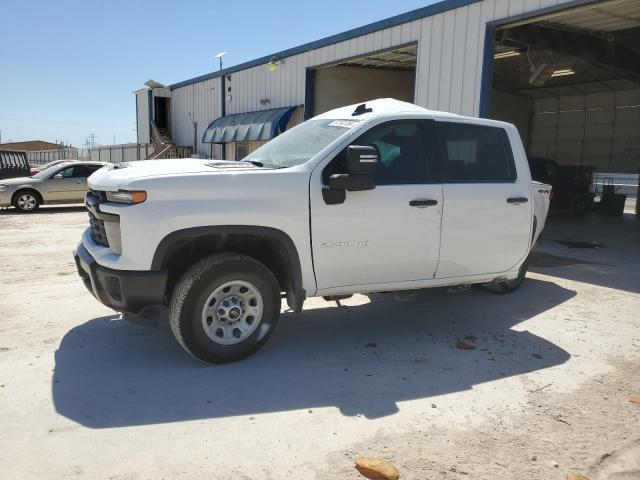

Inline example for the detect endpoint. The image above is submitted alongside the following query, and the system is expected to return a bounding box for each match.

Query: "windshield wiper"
[240,159,264,167]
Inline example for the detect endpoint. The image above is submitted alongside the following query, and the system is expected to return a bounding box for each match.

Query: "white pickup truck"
[74,99,551,363]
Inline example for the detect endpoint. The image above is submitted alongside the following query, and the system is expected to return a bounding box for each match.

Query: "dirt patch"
[324,358,640,480]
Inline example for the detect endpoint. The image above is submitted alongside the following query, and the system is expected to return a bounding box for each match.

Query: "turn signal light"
[106,190,147,204]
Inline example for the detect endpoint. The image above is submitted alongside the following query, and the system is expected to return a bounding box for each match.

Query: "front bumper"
[74,242,168,314]
[0,190,13,207]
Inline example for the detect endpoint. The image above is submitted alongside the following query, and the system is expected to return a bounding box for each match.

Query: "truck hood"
[88,158,260,191]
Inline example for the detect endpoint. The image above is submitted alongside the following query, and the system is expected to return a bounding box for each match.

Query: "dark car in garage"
[528,157,595,217]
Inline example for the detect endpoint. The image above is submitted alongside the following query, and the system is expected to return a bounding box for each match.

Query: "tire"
[483,254,530,294]
[13,190,40,212]
[169,253,281,363]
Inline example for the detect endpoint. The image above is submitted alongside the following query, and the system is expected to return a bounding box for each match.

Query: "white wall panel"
[529,89,640,172]
[135,90,150,145]
[170,77,222,157]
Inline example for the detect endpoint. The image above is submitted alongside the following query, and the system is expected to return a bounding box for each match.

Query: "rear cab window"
[435,122,516,183]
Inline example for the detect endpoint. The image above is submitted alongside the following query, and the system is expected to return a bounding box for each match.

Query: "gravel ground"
[0,205,639,479]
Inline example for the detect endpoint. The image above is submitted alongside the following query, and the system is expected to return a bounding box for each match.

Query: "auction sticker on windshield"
[329,120,360,128]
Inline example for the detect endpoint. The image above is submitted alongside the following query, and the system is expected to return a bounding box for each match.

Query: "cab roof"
[314,98,514,130]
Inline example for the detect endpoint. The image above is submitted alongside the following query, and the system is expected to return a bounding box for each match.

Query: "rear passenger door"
[434,122,532,278]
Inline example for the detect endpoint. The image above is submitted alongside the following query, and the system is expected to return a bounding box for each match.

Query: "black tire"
[169,253,281,363]
[13,189,40,212]
[572,195,586,218]
[483,254,530,294]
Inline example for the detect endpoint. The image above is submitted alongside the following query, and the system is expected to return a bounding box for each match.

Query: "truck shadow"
[52,278,574,428]
[0,205,85,215]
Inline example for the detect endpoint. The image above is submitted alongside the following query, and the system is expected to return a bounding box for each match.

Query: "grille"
[86,189,109,248]
[88,211,109,247]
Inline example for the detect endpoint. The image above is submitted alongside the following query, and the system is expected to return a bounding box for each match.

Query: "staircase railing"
[150,121,178,159]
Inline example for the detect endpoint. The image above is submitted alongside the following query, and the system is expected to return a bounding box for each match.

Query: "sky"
[0,0,437,149]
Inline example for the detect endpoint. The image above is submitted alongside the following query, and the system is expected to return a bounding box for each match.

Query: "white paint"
[92,99,549,298]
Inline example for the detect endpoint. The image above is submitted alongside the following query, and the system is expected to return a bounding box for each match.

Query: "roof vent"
[352,103,372,116]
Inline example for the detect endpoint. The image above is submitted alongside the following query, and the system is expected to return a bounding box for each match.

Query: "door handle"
[409,199,438,207]
[507,197,528,204]
[75,180,83,184]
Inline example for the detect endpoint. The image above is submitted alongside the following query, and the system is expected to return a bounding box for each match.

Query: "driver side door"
[309,120,443,294]
[45,165,88,203]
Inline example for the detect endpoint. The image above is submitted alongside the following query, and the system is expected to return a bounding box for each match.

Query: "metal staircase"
[151,122,179,159]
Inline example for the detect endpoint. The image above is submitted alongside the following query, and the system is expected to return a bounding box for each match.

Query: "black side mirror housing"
[346,145,378,176]
[322,145,378,205]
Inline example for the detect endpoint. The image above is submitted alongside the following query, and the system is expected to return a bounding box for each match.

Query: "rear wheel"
[169,253,281,363]
[483,254,530,294]
[13,190,40,212]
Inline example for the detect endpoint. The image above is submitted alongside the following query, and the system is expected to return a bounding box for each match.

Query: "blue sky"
[0,0,437,148]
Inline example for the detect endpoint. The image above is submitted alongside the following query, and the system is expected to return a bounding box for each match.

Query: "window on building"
[438,123,515,183]
[236,142,250,161]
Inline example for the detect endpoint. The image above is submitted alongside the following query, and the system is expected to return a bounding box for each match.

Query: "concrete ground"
[1,204,639,480]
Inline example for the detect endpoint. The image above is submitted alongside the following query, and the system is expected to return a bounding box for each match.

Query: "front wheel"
[169,253,281,363]
[13,190,40,212]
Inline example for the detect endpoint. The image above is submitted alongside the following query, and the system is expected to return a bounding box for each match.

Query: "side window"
[57,166,87,178]
[438,123,515,183]
[357,122,427,185]
[86,164,103,175]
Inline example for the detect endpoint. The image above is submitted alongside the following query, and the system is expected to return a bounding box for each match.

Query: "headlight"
[0,185,8,192]
[106,190,147,204]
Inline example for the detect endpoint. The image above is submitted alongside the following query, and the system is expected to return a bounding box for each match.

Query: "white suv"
[74,99,551,363]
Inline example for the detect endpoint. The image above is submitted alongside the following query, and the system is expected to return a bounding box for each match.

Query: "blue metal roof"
[170,0,483,90]
[202,106,298,143]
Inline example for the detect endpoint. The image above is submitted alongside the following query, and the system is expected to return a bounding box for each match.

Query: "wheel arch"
[12,187,43,204]
[152,226,305,312]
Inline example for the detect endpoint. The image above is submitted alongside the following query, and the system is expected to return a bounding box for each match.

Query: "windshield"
[242,119,360,168]
[33,163,69,179]
[38,160,64,170]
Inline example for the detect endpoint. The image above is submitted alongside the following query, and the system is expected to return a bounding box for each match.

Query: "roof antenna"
[352,103,372,116]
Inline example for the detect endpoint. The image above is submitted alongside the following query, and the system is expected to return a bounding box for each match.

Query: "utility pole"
[86,133,97,149]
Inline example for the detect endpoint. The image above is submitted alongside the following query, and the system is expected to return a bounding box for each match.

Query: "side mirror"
[53,173,63,179]
[346,145,378,176]
[323,145,378,205]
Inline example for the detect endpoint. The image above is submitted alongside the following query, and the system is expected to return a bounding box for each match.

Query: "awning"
[202,106,298,143]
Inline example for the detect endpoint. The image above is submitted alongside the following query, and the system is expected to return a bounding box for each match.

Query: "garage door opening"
[307,43,417,117]
[487,0,640,172]
[486,0,640,215]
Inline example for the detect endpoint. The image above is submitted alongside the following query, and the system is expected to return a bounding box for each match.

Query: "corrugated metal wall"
[529,89,640,171]
[170,77,222,157]
[165,0,575,158]
[218,0,573,116]
[135,91,150,144]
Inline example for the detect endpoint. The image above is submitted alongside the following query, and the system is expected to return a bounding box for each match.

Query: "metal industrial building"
[135,0,640,173]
